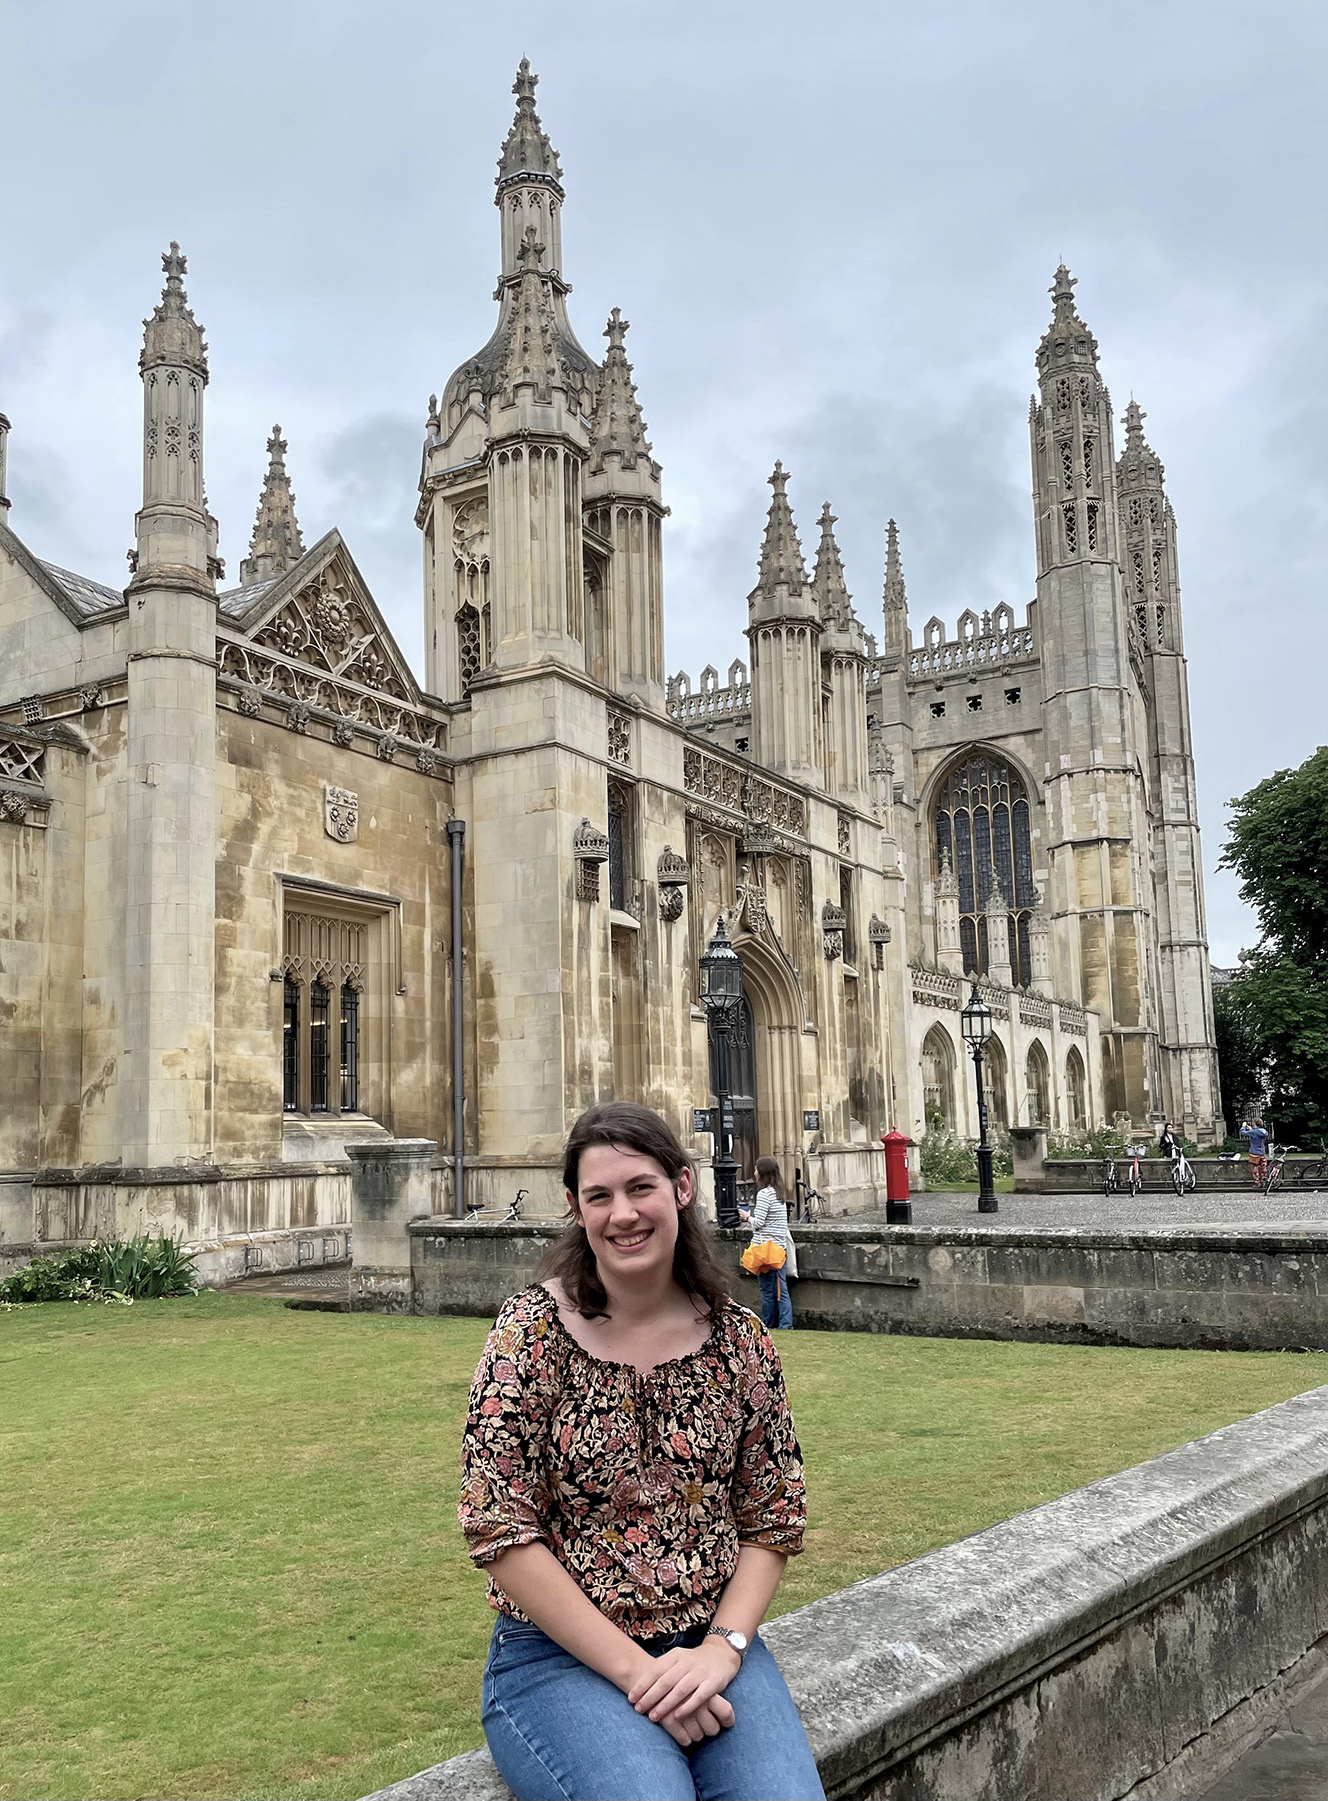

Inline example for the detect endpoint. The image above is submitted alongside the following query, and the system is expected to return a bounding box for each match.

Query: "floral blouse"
[459,1283,806,1638]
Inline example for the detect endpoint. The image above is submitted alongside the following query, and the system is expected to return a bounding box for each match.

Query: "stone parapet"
[362,1384,1328,1801]
[348,1138,435,1311]
[406,1217,1328,1353]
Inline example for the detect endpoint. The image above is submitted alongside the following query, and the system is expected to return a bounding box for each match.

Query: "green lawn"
[4,1295,1327,1801]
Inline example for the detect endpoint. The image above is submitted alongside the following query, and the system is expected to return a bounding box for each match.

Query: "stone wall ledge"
[30,1160,350,1187]
[362,1384,1328,1801]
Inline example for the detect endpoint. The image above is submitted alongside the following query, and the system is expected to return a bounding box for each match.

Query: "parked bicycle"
[1265,1143,1328,1195]
[1167,1144,1196,1196]
[792,1170,825,1223]
[466,1186,528,1223]
[1103,1145,1149,1196]
[1101,1155,1119,1196]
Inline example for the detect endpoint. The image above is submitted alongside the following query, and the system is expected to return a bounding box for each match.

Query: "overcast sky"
[3,0,1324,963]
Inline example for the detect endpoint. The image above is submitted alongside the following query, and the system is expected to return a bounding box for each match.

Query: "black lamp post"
[960,982,999,1215]
[699,917,744,1229]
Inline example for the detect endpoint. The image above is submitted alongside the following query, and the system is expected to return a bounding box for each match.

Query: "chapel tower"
[1115,401,1220,1137]
[811,503,871,807]
[418,59,601,699]
[122,245,218,1166]
[1029,266,1160,1123]
[747,464,824,787]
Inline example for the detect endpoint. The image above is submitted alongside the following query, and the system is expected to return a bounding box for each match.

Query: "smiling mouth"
[608,1229,653,1250]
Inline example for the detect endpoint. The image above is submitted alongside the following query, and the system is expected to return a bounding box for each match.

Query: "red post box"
[882,1130,912,1225]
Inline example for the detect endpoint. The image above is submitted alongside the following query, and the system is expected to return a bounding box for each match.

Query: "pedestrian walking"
[743,1156,794,1331]
[459,1101,824,1801]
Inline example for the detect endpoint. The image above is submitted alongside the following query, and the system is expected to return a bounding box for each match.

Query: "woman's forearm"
[489,1542,652,1693]
[710,1543,789,1641]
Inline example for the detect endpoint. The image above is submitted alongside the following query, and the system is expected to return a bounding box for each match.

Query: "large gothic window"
[933,753,1037,986]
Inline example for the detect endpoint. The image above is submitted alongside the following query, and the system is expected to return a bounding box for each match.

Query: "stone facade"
[0,64,1221,1257]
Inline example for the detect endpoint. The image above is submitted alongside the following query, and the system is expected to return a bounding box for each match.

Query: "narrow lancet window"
[283,978,300,1112]
[310,979,331,1112]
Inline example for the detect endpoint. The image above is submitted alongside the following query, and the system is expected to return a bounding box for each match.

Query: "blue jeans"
[758,1269,793,1330]
[482,1619,825,1801]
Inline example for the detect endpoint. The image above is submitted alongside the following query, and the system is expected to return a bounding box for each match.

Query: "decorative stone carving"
[607,709,631,767]
[79,686,102,711]
[376,734,398,762]
[288,703,311,733]
[574,818,610,902]
[659,887,685,923]
[253,562,410,699]
[415,749,437,775]
[837,812,851,856]
[324,785,359,843]
[869,914,890,970]
[911,963,962,1010]
[822,900,846,961]
[0,791,28,822]
[236,687,262,718]
[218,640,445,752]
[331,720,355,747]
[0,735,45,784]
[451,494,491,564]
[682,746,806,838]
[20,696,42,724]
[656,846,689,922]
[739,820,777,856]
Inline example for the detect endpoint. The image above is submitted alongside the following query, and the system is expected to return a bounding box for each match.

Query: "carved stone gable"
[251,549,413,700]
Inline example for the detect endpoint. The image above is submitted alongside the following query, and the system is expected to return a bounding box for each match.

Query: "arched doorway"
[724,924,805,1191]
[709,993,759,1203]
[1025,1041,1051,1125]
[922,1024,957,1131]
[1065,1046,1087,1129]
[985,1035,1010,1129]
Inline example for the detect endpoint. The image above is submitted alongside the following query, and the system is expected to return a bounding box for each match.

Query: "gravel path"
[857,1188,1328,1234]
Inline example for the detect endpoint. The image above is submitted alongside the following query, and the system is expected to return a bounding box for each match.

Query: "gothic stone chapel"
[0,63,1221,1261]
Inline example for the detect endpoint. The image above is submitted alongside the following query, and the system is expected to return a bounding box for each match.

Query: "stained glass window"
[933,754,1037,985]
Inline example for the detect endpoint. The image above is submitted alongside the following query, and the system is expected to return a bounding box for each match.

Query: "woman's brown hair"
[755,1155,781,1193]
[537,1102,731,1319]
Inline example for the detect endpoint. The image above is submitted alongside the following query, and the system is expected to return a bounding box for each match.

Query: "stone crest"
[324,784,359,843]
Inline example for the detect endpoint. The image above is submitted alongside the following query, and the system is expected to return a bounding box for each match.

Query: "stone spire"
[240,426,305,586]
[1035,263,1100,376]
[587,309,654,475]
[881,518,909,661]
[141,241,208,379]
[811,503,854,630]
[495,227,562,403]
[1116,397,1180,652]
[751,462,809,607]
[497,58,563,190]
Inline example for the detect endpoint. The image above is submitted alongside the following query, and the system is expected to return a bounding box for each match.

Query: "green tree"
[1218,746,1328,1144]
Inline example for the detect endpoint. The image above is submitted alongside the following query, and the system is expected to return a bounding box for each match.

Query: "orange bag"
[740,1239,787,1276]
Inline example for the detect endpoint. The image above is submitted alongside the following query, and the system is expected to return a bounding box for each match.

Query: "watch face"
[728,1630,748,1652]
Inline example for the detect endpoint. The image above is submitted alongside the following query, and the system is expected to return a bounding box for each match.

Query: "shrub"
[0,1235,198,1304]
[1044,1125,1129,1160]
[919,1130,978,1186]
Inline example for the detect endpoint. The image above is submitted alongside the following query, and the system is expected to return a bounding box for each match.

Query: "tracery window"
[282,907,369,1117]
[1025,1041,1051,1125]
[607,778,635,913]
[457,604,482,697]
[932,753,1037,986]
[1062,504,1077,555]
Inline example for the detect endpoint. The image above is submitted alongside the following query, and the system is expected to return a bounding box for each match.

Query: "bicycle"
[466,1187,528,1223]
[1125,1144,1146,1196]
[792,1170,825,1222]
[1101,1155,1119,1197]
[1265,1142,1328,1194]
[1168,1146,1196,1196]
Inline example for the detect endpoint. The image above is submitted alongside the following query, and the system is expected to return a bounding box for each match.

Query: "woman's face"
[569,1143,693,1284]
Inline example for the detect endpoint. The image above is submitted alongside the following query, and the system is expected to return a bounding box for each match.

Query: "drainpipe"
[446,818,466,1219]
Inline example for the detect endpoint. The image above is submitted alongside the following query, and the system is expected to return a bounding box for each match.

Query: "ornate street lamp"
[960,982,999,1215]
[699,916,744,1228]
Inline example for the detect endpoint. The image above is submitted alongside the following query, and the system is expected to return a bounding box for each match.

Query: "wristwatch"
[706,1625,749,1662]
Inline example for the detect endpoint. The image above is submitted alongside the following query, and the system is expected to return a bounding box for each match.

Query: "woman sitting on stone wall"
[459,1100,824,1801]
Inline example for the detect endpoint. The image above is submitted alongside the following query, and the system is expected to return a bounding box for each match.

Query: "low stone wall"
[409,1219,1328,1352]
[364,1385,1328,1801]
[1042,1155,1324,1193]
[0,1162,352,1283]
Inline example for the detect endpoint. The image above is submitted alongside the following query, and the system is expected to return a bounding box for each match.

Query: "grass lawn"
[4,1295,1328,1801]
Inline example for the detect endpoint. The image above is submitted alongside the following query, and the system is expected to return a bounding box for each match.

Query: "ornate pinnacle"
[239,424,305,587]
[495,232,561,402]
[141,240,207,376]
[588,307,653,474]
[1036,261,1098,375]
[497,57,564,189]
[1122,398,1147,448]
[1050,263,1078,312]
[754,462,808,598]
[812,501,855,630]
[1116,397,1165,488]
[883,519,907,612]
[516,225,545,269]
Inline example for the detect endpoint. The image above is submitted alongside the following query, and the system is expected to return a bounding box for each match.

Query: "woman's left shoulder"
[717,1298,780,1360]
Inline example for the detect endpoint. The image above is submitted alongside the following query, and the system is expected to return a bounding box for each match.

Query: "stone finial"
[811,502,856,632]
[753,462,808,598]
[881,518,909,659]
[495,231,562,403]
[587,307,654,475]
[1117,398,1166,489]
[239,425,305,587]
[936,847,959,897]
[1036,261,1099,374]
[141,241,208,377]
[497,58,564,189]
